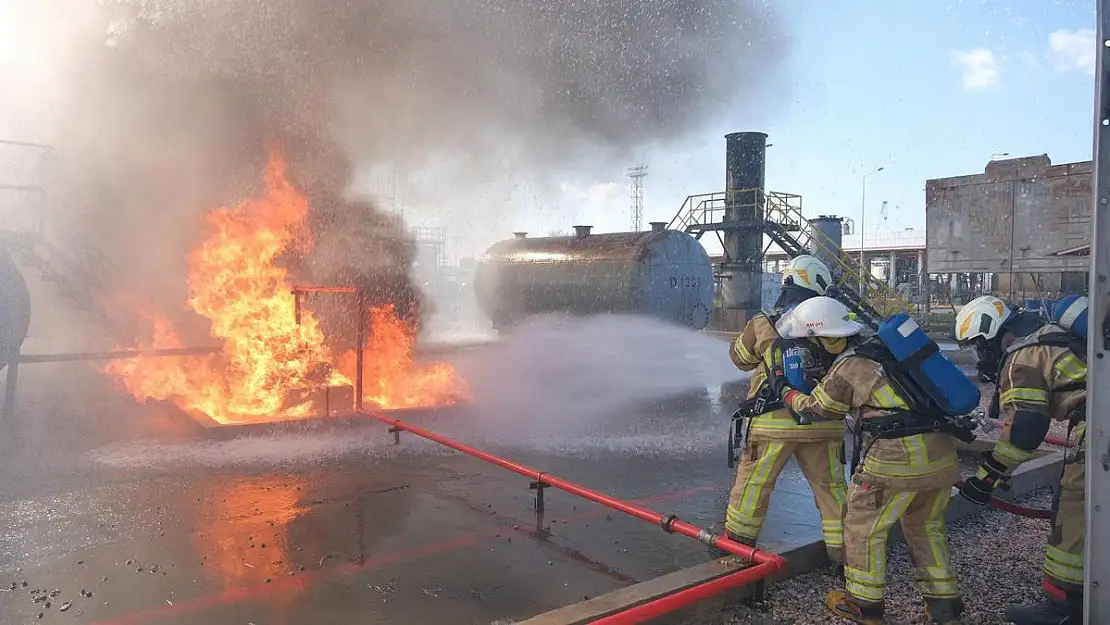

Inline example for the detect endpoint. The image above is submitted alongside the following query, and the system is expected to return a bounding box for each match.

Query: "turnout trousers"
[1043,448,1085,594]
[726,438,847,562]
[842,476,959,605]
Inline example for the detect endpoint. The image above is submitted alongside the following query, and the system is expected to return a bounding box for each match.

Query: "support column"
[889,251,897,288]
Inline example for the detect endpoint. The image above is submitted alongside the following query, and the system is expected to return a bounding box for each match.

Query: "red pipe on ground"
[589,560,780,625]
[358,409,787,617]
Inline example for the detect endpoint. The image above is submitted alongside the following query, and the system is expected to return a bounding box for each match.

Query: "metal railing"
[669,188,922,325]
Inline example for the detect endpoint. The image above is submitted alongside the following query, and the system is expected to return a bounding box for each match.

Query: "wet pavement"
[0,354,830,625]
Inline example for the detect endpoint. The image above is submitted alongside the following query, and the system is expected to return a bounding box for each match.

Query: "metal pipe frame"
[357,408,788,622]
[290,285,366,410]
[1087,3,1109,619]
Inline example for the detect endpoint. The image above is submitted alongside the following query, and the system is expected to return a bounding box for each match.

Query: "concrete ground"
[721,487,1055,625]
[0,355,829,625]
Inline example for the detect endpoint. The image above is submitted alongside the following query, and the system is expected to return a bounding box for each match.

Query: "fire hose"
[952,480,1053,519]
[357,409,787,624]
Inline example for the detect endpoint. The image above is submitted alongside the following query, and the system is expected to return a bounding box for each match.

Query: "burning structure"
[103,150,468,425]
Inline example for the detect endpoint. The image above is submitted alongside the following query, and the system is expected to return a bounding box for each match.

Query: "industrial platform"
[0,345,829,625]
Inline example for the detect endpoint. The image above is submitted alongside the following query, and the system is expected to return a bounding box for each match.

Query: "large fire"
[104,151,469,424]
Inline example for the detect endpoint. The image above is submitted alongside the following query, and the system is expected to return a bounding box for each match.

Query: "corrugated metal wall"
[925,155,1092,274]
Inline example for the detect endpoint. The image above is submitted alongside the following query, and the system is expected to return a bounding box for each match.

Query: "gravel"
[720,487,1055,625]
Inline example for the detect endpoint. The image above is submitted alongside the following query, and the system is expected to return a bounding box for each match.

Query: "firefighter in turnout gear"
[954,295,1045,385]
[957,294,1090,624]
[773,297,966,625]
[723,255,848,565]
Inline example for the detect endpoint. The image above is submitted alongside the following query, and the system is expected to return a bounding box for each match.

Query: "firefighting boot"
[825,588,884,625]
[924,597,964,625]
[1005,596,1083,624]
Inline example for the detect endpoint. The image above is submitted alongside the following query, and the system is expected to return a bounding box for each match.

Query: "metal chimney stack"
[719,131,768,330]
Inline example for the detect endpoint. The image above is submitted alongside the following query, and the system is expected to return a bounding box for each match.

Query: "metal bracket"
[529,475,549,536]
[388,426,402,445]
[660,514,680,533]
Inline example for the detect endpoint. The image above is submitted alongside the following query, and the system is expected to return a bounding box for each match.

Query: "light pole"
[859,167,885,293]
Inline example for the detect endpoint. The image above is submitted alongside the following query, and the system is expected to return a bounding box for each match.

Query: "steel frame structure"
[2,284,368,423]
[1088,3,1109,620]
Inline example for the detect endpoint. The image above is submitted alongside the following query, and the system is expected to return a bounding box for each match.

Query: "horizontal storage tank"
[474,223,714,330]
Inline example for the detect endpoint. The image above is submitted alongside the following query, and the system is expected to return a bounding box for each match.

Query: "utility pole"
[628,165,647,232]
[859,166,885,293]
[1086,3,1109,621]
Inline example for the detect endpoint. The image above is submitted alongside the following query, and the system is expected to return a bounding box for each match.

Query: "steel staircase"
[668,189,920,328]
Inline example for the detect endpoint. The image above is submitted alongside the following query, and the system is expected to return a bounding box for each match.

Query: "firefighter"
[773,296,967,625]
[954,295,1045,385]
[723,254,848,565]
[957,294,1089,624]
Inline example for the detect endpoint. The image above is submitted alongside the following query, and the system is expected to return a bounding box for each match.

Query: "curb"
[499,451,1064,625]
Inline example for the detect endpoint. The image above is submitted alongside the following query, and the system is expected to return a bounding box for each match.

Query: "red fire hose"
[952,480,1053,519]
[357,409,787,623]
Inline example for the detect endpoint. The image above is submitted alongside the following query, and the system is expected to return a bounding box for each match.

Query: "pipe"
[358,408,787,570]
[952,480,1053,519]
[589,561,780,625]
[18,346,221,364]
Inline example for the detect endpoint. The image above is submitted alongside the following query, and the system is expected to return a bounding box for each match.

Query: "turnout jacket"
[989,323,1087,474]
[729,312,843,441]
[782,353,960,491]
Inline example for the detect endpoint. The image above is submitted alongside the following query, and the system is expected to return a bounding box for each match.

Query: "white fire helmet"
[776,296,865,339]
[954,295,1013,344]
[782,255,832,296]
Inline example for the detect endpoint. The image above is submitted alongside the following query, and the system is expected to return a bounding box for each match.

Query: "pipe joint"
[695,529,717,546]
[659,514,680,533]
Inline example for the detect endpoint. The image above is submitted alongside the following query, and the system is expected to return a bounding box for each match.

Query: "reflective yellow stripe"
[749,420,843,433]
[1044,545,1085,585]
[901,434,928,467]
[862,448,958,479]
[993,440,1035,467]
[725,441,785,538]
[813,385,850,414]
[869,384,910,409]
[828,443,846,509]
[1054,353,1087,383]
[821,519,844,547]
[1000,387,1050,405]
[844,492,914,602]
[732,338,759,366]
[918,491,958,598]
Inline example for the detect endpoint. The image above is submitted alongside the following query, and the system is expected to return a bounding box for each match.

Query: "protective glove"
[767,365,792,399]
[958,451,1009,506]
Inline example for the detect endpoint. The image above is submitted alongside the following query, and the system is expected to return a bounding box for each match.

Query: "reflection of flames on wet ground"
[190,476,312,590]
[103,150,469,424]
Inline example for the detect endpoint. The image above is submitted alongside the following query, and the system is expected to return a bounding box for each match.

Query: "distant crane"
[628,165,648,232]
[879,200,889,228]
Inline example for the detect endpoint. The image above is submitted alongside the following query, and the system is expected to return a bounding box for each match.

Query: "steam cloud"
[5,0,788,341]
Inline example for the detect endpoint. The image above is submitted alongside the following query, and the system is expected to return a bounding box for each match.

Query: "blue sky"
[498,0,1098,258]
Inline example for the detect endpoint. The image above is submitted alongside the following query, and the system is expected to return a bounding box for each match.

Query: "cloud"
[1048,28,1096,74]
[951,48,1002,90]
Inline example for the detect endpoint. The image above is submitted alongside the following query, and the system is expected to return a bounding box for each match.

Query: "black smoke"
[37,0,788,342]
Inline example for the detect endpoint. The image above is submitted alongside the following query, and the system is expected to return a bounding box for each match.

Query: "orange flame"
[104,150,469,423]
